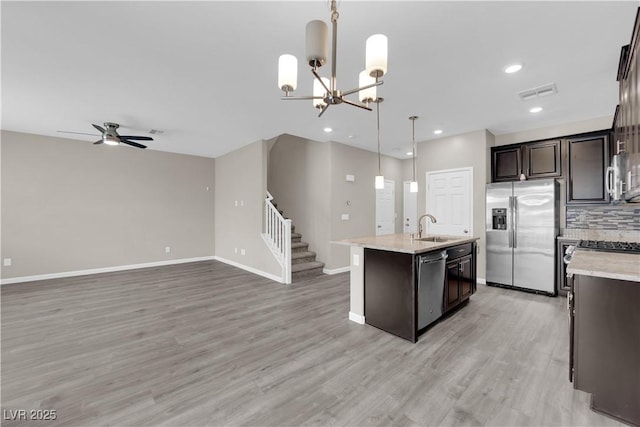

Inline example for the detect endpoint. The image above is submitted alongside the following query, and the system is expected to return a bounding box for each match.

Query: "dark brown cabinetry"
[524,140,562,179]
[556,238,578,296]
[566,133,610,204]
[364,249,416,342]
[492,139,561,182]
[492,146,521,181]
[444,243,476,313]
[364,242,477,342]
[570,274,640,426]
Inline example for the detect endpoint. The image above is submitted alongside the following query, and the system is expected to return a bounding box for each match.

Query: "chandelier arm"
[281,96,325,101]
[311,69,331,94]
[341,98,373,111]
[317,104,330,117]
[341,80,383,97]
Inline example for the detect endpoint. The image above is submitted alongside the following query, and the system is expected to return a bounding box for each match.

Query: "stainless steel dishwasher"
[417,250,448,329]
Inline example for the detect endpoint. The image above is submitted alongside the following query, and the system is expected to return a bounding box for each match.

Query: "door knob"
[463,229,469,234]
[377,225,382,228]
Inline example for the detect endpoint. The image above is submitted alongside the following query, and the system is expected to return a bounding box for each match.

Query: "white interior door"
[403,181,418,233]
[426,168,473,236]
[376,179,395,235]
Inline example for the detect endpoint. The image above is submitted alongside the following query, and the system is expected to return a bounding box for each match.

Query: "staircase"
[273,202,325,281]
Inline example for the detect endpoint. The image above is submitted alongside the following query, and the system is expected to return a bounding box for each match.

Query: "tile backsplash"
[566,204,640,230]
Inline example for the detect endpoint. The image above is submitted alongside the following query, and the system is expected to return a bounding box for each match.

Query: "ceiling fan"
[58,122,153,149]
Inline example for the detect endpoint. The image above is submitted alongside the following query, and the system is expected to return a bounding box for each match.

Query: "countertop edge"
[334,234,480,254]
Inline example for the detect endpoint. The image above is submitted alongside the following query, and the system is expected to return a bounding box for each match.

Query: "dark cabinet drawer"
[447,243,472,260]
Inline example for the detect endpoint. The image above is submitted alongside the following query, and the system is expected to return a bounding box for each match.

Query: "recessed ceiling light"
[406,151,413,156]
[323,127,332,133]
[529,107,543,113]
[504,64,523,74]
[433,129,443,135]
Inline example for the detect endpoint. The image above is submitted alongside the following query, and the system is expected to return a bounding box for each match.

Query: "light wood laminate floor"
[1,260,622,426]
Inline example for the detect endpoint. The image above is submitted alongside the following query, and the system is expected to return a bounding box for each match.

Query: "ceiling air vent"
[148,129,164,135]
[518,83,557,102]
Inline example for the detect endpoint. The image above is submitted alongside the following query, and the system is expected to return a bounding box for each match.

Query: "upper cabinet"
[566,132,610,205]
[492,146,521,181]
[524,139,562,179]
[492,139,561,182]
[613,7,640,202]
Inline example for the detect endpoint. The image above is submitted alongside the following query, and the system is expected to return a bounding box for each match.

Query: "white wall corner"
[349,311,365,324]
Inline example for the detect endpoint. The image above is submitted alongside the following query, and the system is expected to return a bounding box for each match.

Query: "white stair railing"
[264,192,292,284]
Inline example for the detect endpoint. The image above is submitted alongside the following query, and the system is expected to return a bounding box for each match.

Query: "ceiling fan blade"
[93,140,103,145]
[121,139,147,149]
[57,131,100,136]
[118,135,153,141]
[317,104,329,117]
[92,124,106,133]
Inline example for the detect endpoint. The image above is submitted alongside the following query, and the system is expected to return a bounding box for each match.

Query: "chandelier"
[277,0,388,117]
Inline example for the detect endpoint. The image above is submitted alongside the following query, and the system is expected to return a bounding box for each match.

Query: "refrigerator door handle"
[508,196,513,248]
[513,196,518,249]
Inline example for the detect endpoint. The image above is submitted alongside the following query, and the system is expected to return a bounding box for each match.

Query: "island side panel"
[349,245,365,324]
[364,248,416,342]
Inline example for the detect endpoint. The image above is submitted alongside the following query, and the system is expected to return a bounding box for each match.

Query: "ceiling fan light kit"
[90,122,153,149]
[278,0,388,117]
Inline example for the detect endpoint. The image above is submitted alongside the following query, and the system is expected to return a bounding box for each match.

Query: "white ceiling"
[2,1,638,159]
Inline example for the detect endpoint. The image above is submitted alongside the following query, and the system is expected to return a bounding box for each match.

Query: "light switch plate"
[3,258,11,267]
[341,214,349,220]
[346,174,355,182]
[353,254,359,266]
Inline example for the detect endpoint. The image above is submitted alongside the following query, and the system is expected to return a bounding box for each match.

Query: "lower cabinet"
[444,244,476,313]
[570,274,640,426]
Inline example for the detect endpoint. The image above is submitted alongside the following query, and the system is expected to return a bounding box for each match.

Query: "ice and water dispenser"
[492,208,507,230]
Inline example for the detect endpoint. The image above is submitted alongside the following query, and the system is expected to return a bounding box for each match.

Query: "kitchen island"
[567,250,640,426]
[337,233,479,342]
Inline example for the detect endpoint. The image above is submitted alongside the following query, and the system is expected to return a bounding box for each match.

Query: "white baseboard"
[213,256,284,284]
[477,277,487,285]
[323,266,351,275]
[349,311,365,324]
[0,256,216,285]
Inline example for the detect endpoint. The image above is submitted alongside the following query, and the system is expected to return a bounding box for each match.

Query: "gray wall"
[328,141,406,270]
[268,134,407,271]
[1,130,215,279]
[416,129,490,279]
[214,139,281,277]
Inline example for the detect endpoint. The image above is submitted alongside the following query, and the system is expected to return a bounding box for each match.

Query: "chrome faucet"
[418,214,437,238]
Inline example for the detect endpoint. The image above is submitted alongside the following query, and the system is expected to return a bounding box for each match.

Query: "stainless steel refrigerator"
[486,179,558,295]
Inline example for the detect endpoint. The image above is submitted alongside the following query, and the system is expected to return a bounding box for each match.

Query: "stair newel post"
[284,218,292,284]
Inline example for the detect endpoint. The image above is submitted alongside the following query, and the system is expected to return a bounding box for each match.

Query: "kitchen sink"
[418,236,450,242]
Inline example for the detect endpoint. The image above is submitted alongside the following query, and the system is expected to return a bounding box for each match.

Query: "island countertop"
[567,249,640,282]
[336,233,479,254]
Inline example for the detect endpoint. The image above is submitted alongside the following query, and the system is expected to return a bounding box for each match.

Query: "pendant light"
[374,98,385,189]
[409,116,419,193]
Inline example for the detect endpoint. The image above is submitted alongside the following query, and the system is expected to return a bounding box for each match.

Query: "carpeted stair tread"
[291,261,325,273]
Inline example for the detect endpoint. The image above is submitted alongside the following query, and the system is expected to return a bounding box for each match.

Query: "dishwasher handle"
[419,252,448,264]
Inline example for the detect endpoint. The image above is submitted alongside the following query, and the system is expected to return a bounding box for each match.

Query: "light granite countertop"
[336,233,479,254]
[567,250,640,282]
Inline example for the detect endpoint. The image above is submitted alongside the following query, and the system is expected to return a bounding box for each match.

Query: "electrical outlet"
[234,247,238,254]
[234,200,238,207]
[3,258,11,267]
[341,214,349,220]
[240,249,246,255]
[165,246,171,253]
[240,200,244,207]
